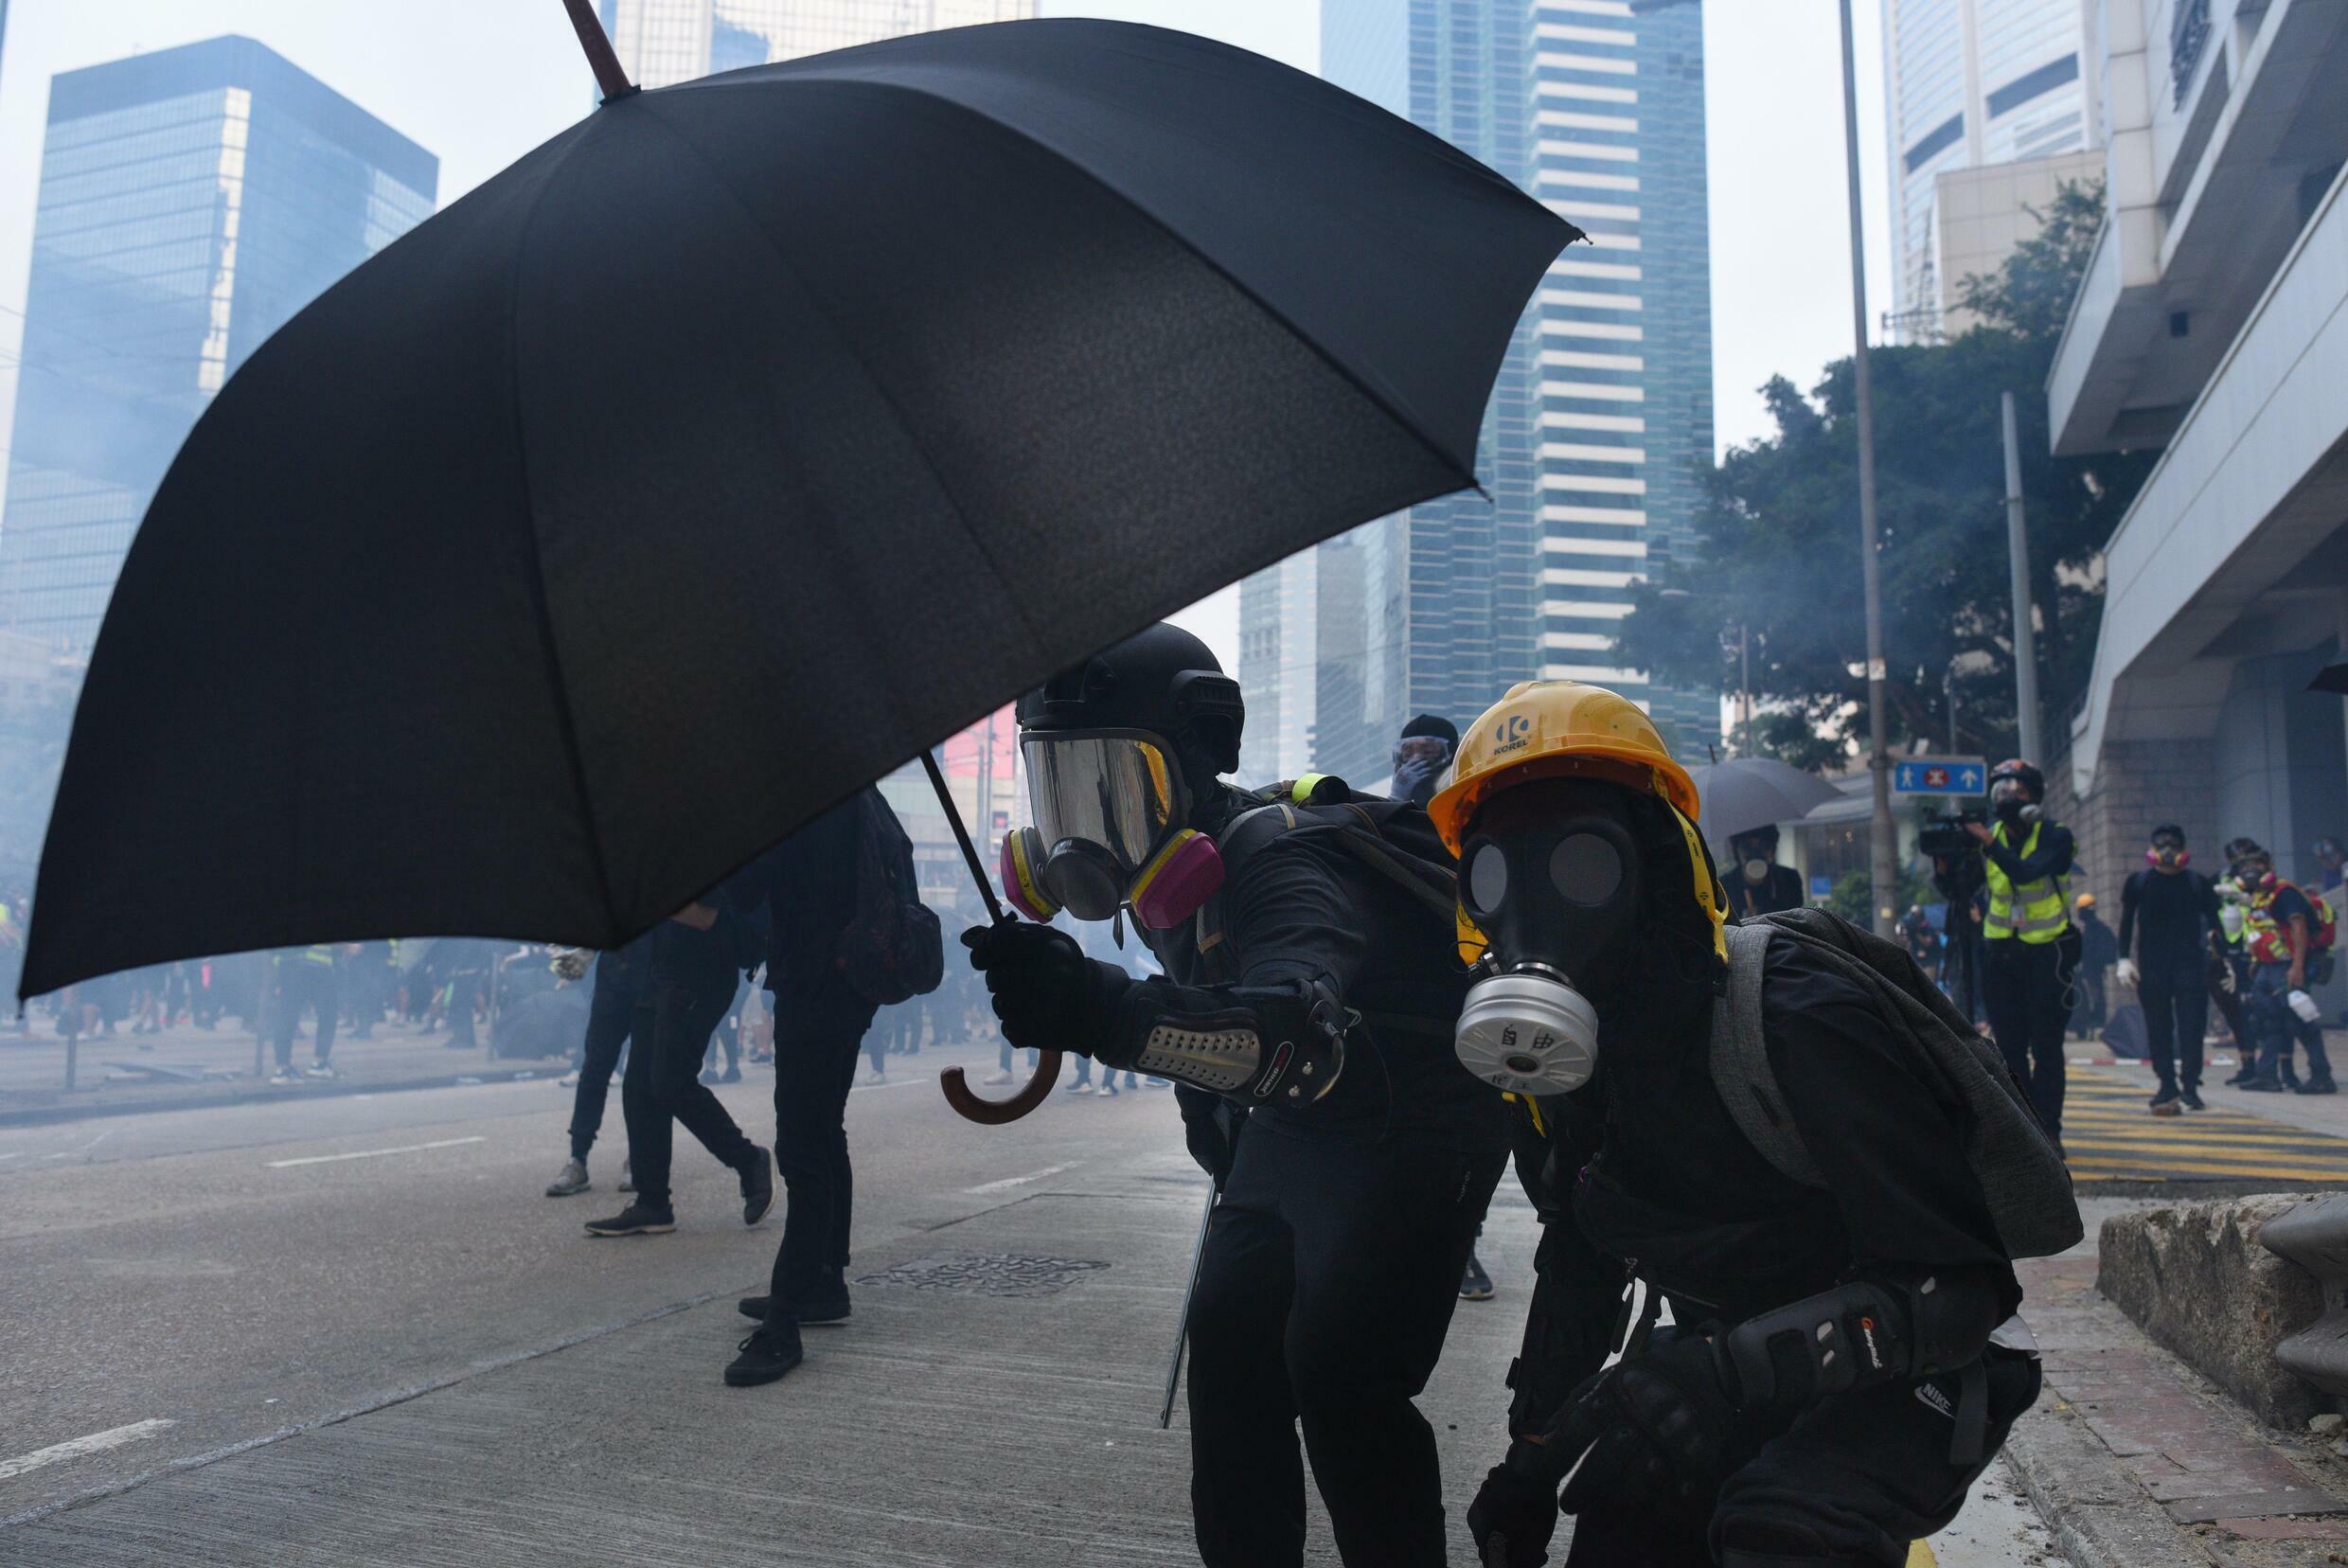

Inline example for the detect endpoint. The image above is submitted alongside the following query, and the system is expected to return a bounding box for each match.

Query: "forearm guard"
[1104,976,1345,1105]
[1720,1266,2002,1415]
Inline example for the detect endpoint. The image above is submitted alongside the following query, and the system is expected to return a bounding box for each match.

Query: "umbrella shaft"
[923,750,1007,925]
[558,0,636,99]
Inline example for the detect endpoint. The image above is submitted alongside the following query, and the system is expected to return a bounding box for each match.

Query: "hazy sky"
[0,0,1893,666]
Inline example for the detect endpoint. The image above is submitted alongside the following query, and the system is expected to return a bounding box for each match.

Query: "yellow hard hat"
[2074,892,2097,911]
[1428,680,1700,855]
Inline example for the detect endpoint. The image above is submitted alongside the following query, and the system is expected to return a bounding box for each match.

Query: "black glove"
[961,922,1121,1058]
[1466,1443,1560,1567]
[1552,1328,1742,1515]
[1175,1085,1244,1189]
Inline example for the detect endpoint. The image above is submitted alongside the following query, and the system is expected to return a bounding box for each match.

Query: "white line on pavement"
[265,1136,485,1168]
[0,1419,175,1481]
[964,1162,1076,1195]
[849,1078,930,1094]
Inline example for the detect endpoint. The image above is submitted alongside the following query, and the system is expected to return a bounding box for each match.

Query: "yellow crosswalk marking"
[2061,1068,2348,1184]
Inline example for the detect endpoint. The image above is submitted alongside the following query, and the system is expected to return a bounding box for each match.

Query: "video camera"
[1919,809,1988,860]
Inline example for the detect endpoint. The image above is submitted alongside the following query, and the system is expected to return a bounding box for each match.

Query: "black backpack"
[834,790,944,1007]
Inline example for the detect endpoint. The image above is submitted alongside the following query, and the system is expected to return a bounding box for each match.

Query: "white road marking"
[964,1162,1076,1195]
[849,1078,930,1094]
[0,1419,174,1481]
[265,1136,485,1168]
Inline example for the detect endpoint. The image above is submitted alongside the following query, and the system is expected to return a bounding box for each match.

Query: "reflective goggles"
[1395,736,1451,769]
[1021,732,1184,877]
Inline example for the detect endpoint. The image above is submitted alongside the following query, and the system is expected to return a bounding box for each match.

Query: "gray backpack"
[1708,908,2084,1261]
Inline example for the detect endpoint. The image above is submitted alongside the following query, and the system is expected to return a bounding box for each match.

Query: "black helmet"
[1987,757,2043,801]
[1017,623,1243,777]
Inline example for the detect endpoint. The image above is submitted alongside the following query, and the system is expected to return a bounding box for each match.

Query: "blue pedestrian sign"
[1893,757,1986,796]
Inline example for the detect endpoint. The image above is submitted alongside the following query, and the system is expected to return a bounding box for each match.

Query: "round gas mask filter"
[1454,971,1600,1095]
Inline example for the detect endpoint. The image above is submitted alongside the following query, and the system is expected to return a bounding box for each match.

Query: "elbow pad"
[1720,1269,2001,1415]
[1107,976,1346,1105]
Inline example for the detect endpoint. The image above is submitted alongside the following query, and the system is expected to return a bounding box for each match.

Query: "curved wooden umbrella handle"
[941,1050,1062,1125]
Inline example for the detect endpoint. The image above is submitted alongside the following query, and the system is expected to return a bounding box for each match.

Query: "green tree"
[1619,182,2151,768]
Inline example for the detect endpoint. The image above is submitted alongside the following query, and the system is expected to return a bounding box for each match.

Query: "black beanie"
[1399,714,1458,748]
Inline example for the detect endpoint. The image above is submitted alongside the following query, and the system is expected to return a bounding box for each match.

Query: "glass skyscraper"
[0,36,436,652]
[600,0,1036,86]
[1882,0,2095,335]
[1261,0,1716,782]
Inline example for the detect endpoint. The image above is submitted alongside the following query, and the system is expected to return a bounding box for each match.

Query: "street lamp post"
[1836,0,1898,937]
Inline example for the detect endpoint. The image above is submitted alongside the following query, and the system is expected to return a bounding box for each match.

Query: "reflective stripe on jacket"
[1984,823,2071,944]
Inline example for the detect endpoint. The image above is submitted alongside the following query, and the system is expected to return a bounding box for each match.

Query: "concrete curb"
[2002,1398,2222,1568]
[0,1063,557,1129]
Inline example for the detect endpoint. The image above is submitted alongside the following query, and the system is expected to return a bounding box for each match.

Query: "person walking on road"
[585,890,774,1239]
[727,787,903,1388]
[2117,826,2220,1114]
[2071,894,2116,1038]
[546,933,650,1197]
[268,945,341,1083]
[1967,759,2078,1150]
[2227,840,2337,1096]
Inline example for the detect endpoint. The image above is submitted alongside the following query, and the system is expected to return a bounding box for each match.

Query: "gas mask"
[999,731,1223,931]
[1729,829,1779,885]
[2146,835,2189,870]
[1990,778,2041,828]
[2230,857,2276,896]
[1451,790,1644,1096]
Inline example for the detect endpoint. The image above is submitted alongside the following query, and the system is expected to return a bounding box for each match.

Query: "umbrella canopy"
[1687,757,1846,846]
[2313,662,2348,696]
[24,19,1569,996]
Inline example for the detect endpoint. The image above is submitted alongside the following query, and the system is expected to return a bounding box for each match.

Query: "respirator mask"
[1451,789,1644,1096]
[999,731,1223,931]
[1990,778,2041,828]
[2147,833,2190,870]
[1729,829,1779,885]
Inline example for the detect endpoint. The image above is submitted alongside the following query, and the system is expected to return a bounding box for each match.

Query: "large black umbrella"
[23,16,1570,1002]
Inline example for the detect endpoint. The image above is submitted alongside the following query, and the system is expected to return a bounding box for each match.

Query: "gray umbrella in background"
[1688,758,1844,846]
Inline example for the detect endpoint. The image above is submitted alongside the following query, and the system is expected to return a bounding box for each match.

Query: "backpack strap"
[1707,921,1826,1189]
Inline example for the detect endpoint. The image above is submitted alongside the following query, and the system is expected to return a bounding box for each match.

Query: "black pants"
[1983,936,2073,1138]
[768,998,876,1316]
[621,969,755,1212]
[1186,1127,1505,1568]
[2139,956,2208,1093]
[273,964,338,1068]
[1566,1340,2041,1566]
[2071,969,2106,1035]
[567,981,639,1162]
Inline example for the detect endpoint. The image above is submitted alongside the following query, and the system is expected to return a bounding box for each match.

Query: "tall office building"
[0,37,436,652]
[1266,0,1715,783]
[1882,0,2101,338]
[600,0,1035,86]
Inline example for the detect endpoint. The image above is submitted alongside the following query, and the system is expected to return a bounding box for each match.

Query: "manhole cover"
[854,1252,1112,1298]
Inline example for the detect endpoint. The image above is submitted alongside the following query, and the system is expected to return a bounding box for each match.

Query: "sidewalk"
[2006,1195,2348,1567]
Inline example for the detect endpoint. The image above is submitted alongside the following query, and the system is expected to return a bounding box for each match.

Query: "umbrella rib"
[507,116,626,939]
[622,96,1054,682]
[676,73,1485,498]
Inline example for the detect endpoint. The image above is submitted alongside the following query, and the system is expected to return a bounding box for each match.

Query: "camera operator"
[1926,822,1988,1026]
[1965,759,2077,1151]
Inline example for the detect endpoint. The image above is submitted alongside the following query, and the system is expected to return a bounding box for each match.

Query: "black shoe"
[1459,1253,1495,1301]
[2228,1071,2256,1087]
[2149,1086,2183,1116]
[724,1322,804,1387]
[737,1289,851,1325]
[2239,1077,2286,1093]
[2296,1078,2338,1096]
[719,1065,741,1084]
[2180,1088,2207,1111]
[584,1203,675,1237]
[738,1146,775,1226]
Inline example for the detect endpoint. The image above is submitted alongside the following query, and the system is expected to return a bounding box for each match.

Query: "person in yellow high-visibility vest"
[1963,759,2079,1151]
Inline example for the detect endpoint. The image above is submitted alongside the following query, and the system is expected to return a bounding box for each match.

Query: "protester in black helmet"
[966,624,1505,1568]
[1439,683,2064,1568]
[1723,824,1805,918]
[1965,758,2079,1149]
[1391,713,1458,810]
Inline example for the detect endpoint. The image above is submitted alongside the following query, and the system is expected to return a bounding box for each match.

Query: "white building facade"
[2046,0,2347,955]
[600,0,1033,86]
[1882,0,2102,336]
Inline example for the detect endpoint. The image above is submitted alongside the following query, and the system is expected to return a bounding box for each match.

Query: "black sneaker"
[738,1146,775,1226]
[1459,1253,1496,1302]
[584,1203,675,1237]
[737,1288,851,1326]
[2240,1077,2286,1093]
[724,1321,804,1387]
[2149,1086,2183,1116]
[2296,1078,2339,1096]
[2180,1088,2207,1111]
[719,1065,742,1084]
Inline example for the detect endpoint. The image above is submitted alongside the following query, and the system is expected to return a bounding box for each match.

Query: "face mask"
[2231,860,2275,894]
[2147,841,2189,870]
[1741,857,1772,883]
[1451,796,1643,1095]
[1001,824,1223,930]
[1990,781,2040,826]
